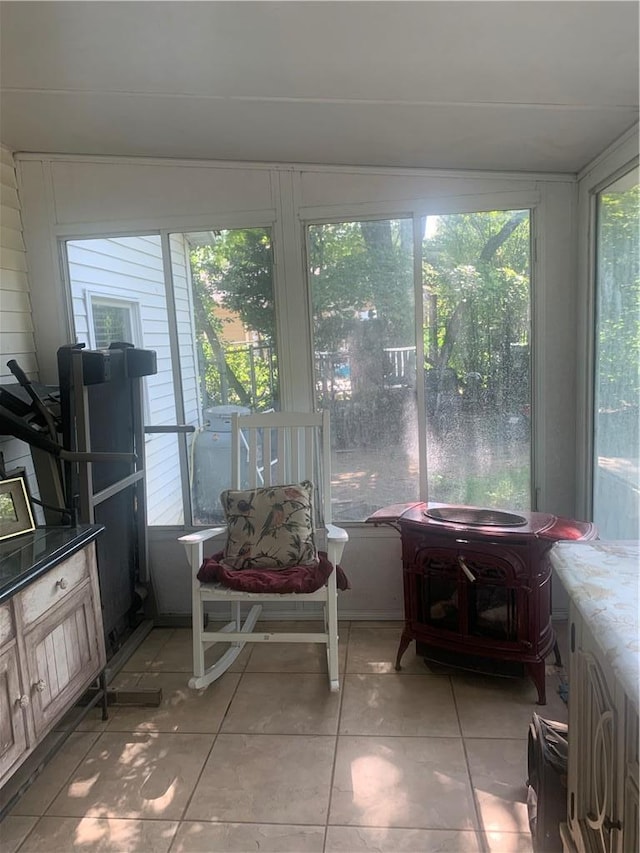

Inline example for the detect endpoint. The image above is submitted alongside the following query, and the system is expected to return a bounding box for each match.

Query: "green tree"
[423,210,530,418]
[189,228,277,410]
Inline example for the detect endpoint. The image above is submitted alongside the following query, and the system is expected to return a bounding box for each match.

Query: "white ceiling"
[1,1,638,174]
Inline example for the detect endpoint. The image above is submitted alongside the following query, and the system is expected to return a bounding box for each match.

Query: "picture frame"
[0,476,36,542]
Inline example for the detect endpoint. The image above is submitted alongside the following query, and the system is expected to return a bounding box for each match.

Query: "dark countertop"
[0,525,104,603]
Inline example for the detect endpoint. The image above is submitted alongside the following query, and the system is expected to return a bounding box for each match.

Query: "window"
[592,167,639,538]
[66,229,278,527]
[64,206,532,528]
[66,235,182,525]
[90,298,135,349]
[421,210,531,511]
[169,228,278,524]
[308,210,532,522]
[309,218,418,521]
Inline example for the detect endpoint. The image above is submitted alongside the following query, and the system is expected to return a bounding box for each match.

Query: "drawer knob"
[35,679,46,693]
[56,578,68,590]
[16,695,29,709]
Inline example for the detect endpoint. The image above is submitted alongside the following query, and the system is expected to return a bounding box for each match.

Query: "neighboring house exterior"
[66,234,202,525]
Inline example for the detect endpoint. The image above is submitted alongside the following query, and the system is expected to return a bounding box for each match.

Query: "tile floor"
[1,621,569,853]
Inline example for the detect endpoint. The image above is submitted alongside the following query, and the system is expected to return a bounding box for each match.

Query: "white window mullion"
[413,215,428,504]
[160,230,193,525]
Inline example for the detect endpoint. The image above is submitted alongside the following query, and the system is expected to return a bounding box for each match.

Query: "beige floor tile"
[0,815,38,853]
[452,672,568,738]
[221,672,340,734]
[16,816,179,852]
[6,731,101,817]
[104,671,240,734]
[329,735,478,830]
[346,628,428,674]
[47,731,214,820]
[55,705,114,734]
[340,673,459,737]
[465,738,530,833]
[325,826,482,852]
[170,821,325,852]
[54,673,142,733]
[121,629,175,672]
[351,620,405,629]
[149,628,251,674]
[185,733,335,824]
[245,637,347,674]
[484,830,534,852]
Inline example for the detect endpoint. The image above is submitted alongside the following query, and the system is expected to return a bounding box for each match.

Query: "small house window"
[91,299,136,349]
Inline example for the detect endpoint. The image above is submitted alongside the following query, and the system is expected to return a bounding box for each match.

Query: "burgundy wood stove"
[367,502,597,704]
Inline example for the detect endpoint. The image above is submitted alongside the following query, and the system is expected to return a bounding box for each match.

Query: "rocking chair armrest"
[179,527,227,545]
[325,523,349,544]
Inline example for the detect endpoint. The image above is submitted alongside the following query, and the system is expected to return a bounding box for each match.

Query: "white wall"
[0,145,40,503]
[15,153,586,618]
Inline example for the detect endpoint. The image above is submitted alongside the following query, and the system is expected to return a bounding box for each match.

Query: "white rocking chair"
[180,411,348,692]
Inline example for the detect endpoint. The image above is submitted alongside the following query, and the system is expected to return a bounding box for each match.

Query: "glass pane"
[309,219,418,521]
[91,301,133,349]
[67,236,183,525]
[422,210,531,510]
[593,169,639,538]
[170,228,278,524]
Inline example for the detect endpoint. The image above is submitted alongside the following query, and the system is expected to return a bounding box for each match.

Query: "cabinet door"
[24,581,103,737]
[569,608,619,853]
[0,644,29,784]
[622,700,639,853]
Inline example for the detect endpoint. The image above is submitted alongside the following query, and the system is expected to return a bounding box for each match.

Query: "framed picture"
[0,476,36,542]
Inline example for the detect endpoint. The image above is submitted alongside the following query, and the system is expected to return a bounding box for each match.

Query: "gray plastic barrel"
[191,405,250,523]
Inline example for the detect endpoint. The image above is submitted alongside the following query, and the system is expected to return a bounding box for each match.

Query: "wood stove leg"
[526,661,547,705]
[395,630,413,671]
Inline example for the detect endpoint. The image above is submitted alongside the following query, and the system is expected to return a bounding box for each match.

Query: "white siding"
[0,145,39,505]
[66,234,200,525]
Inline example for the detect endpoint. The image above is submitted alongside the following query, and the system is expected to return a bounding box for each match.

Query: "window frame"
[56,185,544,528]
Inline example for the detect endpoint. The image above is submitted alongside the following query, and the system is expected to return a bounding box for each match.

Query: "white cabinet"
[563,602,638,853]
[0,532,106,790]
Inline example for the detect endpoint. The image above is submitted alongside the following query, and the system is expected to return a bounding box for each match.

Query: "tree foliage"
[189,228,277,409]
[187,212,535,416]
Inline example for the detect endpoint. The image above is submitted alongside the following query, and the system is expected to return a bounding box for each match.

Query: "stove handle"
[458,555,476,583]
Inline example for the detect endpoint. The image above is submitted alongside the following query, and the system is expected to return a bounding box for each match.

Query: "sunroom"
[0,3,638,851]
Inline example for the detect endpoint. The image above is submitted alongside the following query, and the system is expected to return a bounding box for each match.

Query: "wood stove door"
[457,549,526,649]
[415,546,530,653]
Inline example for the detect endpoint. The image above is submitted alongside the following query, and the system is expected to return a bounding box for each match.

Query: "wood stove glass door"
[458,550,522,645]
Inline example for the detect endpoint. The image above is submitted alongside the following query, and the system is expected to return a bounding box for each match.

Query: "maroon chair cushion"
[197,550,350,593]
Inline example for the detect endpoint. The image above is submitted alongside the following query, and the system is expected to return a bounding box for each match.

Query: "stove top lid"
[423,506,528,527]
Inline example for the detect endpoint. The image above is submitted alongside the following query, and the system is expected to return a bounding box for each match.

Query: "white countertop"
[550,540,639,709]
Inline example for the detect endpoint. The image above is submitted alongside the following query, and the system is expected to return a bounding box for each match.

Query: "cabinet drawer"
[19,550,89,628]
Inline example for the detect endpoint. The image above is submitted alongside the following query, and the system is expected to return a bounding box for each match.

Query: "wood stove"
[367,502,597,704]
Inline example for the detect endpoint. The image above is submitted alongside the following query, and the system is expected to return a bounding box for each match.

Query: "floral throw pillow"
[220,480,318,570]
